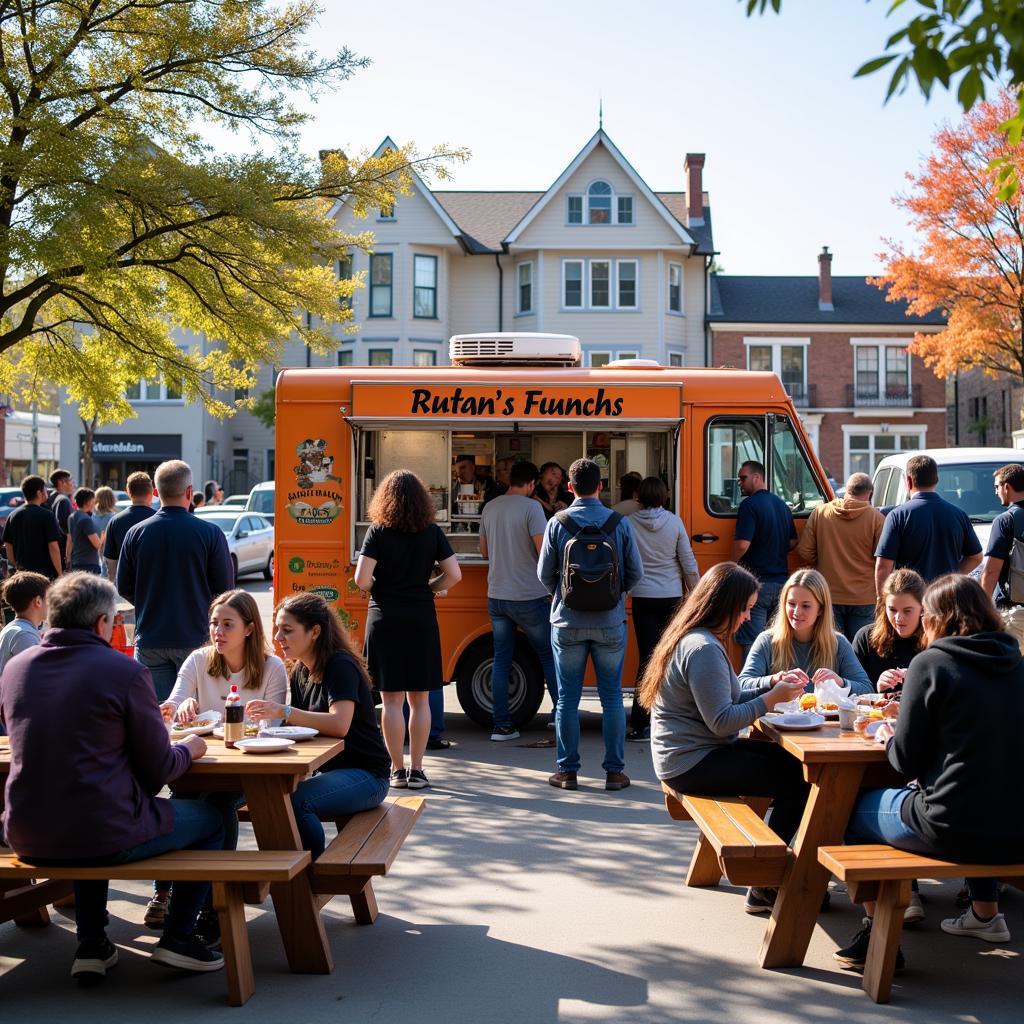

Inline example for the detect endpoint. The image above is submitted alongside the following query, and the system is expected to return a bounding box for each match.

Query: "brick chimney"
[685,153,705,226]
[818,245,834,311]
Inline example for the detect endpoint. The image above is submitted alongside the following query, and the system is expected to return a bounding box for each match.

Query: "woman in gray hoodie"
[626,477,701,740]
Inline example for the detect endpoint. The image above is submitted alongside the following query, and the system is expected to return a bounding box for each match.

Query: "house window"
[378,203,395,221]
[590,260,611,307]
[413,254,437,319]
[368,349,393,366]
[413,349,437,367]
[617,260,637,308]
[126,380,141,400]
[845,428,924,477]
[568,181,636,225]
[851,341,914,404]
[668,352,684,367]
[369,253,393,318]
[855,346,880,399]
[337,254,353,310]
[517,262,533,314]
[617,196,634,224]
[337,349,353,366]
[567,195,583,224]
[590,352,611,367]
[588,181,612,223]
[748,345,772,373]
[668,263,683,313]
[885,346,909,395]
[781,347,806,396]
[589,349,640,366]
[745,339,810,403]
[563,260,583,308]
[563,258,639,310]
[126,359,187,403]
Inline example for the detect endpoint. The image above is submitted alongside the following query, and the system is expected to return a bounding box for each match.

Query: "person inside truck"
[453,454,495,507]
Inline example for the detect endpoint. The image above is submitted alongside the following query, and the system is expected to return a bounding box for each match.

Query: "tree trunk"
[80,414,98,487]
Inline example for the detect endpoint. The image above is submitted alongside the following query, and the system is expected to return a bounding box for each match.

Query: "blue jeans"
[833,603,876,643]
[847,788,999,903]
[488,597,559,728]
[156,789,245,894]
[551,624,626,774]
[135,646,194,702]
[735,580,783,658]
[291,769,390,859]
[30,799,224,942]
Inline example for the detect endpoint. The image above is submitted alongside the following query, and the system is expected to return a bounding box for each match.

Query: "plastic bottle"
[224,684,244,748]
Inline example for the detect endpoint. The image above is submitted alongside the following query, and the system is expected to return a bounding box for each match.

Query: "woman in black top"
[246,593,391,859]
[355,470,461,791]
[852,568,925,690]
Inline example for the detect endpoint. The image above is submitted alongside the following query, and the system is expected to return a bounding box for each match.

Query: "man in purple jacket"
[0,573,225,983]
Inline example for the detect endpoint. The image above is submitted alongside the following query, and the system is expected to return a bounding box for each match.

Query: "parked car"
[221,494,249,508]
[194,509,274,581]
[871,446,1022,548]
[245,481,274,523]
[0,487,25,522]
[114,494,161,511]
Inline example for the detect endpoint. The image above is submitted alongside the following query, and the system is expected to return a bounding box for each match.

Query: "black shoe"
[71,938,118,982]
[744,886,778,914]
[833,920,905,972]
[625,727,650,742]
[151,934,225,973]
[407,768,430,789]
[426,737,454,750]
[490,725,520,742]
[193,909,221,951]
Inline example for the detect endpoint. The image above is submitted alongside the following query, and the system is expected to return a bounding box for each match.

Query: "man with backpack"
[980,463,1024,650]
[538,458,643,792]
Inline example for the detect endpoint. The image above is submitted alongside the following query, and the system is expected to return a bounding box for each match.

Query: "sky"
[270,0,968,276]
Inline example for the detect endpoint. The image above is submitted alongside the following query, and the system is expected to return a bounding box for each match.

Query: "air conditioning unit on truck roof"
[449,332,582,367]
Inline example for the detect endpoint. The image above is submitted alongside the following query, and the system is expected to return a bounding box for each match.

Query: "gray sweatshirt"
[738,630,873,694]
[651,628,768,780]
[628,507,700,599]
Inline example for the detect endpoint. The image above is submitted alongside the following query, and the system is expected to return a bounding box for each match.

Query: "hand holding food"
[812,668,843,687]
[176,697,199,723]
[159,701,175,724]
[881,699,901,719]
[772,668,808,687]
[765,677,808,709]
[877,668,906,693]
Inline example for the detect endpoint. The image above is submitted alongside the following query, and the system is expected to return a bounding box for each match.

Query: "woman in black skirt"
[355,470,462,790]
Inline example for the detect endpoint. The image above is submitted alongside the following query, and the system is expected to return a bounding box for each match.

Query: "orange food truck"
[274,333,832,729]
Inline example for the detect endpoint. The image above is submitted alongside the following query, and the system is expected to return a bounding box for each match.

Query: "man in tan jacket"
[796,472,884,641]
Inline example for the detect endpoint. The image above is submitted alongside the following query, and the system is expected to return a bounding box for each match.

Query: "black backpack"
[556,509,623,612]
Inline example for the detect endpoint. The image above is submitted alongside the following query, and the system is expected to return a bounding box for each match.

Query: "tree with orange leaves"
[874,91,1024,388]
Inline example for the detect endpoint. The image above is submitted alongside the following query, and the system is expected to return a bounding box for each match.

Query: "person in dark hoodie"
[625,477,700,740]
[834,575,1024,971]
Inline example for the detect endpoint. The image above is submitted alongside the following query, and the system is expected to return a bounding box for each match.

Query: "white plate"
[235,737,296,754]
[772,712,826,731]
[259,726,319,741]
[168,719,218,738]
[817,707,840,719]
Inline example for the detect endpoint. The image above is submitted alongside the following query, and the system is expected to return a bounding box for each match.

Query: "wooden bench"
[661,782,789,888]
[818,845,1024,1004]
[0,849,309,1006]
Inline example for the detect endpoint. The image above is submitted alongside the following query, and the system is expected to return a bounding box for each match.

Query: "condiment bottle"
[223,684,244,748]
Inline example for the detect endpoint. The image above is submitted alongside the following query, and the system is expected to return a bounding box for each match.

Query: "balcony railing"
[785,382,816,408]
[845,383,922,408]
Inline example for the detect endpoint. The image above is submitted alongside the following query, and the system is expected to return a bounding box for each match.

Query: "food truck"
[274,333,832,728]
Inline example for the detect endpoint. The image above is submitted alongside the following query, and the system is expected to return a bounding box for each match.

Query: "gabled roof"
[708,275,946,327]
[434,192,542,253]
[502,129,697,248]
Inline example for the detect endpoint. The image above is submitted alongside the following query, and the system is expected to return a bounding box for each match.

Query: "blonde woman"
[738,568,872,694]
[92,487,118,577]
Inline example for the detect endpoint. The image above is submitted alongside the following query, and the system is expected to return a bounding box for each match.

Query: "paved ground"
[3,579,1021,1021]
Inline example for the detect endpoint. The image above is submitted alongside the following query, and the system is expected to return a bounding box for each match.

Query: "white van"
[245,481,275,523]
[871,447,1022,548]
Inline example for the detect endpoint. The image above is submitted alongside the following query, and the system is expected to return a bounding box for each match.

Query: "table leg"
[242,775,332,975]
[759,762,865,969]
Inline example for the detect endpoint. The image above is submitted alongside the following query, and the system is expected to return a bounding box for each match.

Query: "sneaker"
[904,890,925,925]
[407,768,430,789]
[144,892,170,930]
[834,919,906,972]
[151,934,225,972]
[192,909,222,951]
[744,886,778,914]
[490,725,520,741]
[625,728,650,742]
[71,938,118,982]
[940,908,1011,943]
[605,772,631,791]
[390,768,408,788]
[548,771,578,790]
[426,737,454,750]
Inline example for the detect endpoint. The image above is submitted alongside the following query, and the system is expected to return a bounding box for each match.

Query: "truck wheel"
[454,636,546,730]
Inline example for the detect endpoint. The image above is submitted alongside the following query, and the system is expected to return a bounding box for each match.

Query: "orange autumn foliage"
[873,91,1024,381]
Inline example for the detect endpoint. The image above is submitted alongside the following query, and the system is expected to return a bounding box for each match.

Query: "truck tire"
[454,636,546,730]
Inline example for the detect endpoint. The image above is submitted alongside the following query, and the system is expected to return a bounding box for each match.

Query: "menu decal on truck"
[288,438,343,525]
[410,387,624,418]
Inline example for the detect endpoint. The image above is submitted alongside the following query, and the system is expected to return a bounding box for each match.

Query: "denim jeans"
[551,624,626,774]
[29,798,224,942]
[833,603,876,643]
[291,769,390,859]
[735,580,783,659]
[847,788,999,903]
[488,597,559,728]
[156,789,245,894]
[135,646,194,702]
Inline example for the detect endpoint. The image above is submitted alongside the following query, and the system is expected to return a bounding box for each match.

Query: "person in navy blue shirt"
[730,460,796,660]
[116,460,234,701]
[874,454,982,594]
[980,462,1024,650]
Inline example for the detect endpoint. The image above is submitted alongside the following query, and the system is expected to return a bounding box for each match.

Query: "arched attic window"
[566,180,633,225]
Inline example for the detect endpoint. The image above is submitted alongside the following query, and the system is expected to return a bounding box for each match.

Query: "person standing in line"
[625,476,700,741]
[730,460,797,661]
[795,472,884,641]
[116,461,234,701]
[91,487,118,578]
[47,468,75,569]
[533,462,571,519]
[979,463,1024,650]
[538,458,643,792]
[0,572,49,674]
[612,472,644,516]
[203,480,224,506]
[68,488,102,574]
[493,457,514,497]
[874,454,982,592]
[102,472,156,580]
[355,470,462,791]
[479,460,559,742]
[2,475,62,580]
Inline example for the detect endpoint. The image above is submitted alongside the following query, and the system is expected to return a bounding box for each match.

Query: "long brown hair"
[869,568,925,659]
[205,590,270,690]
[922,574,1002,640]
[275,592,370,685]
[769,569,837,675]
[367,470,435,533]
[638,562,759,709]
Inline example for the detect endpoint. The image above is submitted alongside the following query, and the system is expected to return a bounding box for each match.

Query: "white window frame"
[849,338,914,401]
[561,257,640,311]
[841,424,927,480]
[616,259,638,309]
[516,260,534,315]
[562,259,584,308]
[743,338,810,392]
[412,349,437,367]
[588,349,641,366]
[668,351,684,367]
[367,348,393,367]
[668,262,683,314]
[412,253,438,320]
[566,179,636,226]
[127,350,186,403]
[588,259,611,308]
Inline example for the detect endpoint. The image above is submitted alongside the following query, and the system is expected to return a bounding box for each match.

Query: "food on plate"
[867,709,885,721]
[172,718,214,731]
[244,722,260,737]
[799,694,818,711]
[819,702,839,712]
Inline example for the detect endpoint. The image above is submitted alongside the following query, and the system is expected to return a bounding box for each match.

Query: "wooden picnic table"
[751,718,902,970]
[0,733,345,975]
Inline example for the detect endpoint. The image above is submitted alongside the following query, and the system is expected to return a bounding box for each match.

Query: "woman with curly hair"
[355,470,462,789]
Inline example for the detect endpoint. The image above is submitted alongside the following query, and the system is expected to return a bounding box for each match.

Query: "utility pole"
[30,401,38,474]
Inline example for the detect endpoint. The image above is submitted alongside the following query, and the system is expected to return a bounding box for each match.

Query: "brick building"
[947,368,1024,450]
[708,248,947,482]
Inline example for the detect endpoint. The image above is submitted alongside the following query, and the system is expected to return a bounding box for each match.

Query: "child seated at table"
[739,569,873,696]
[834,575,1024,971]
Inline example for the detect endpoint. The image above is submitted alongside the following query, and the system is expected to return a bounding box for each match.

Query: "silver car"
[195,509,274,581]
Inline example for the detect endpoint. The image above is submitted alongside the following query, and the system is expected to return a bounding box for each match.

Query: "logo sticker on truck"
[288,438,343,525]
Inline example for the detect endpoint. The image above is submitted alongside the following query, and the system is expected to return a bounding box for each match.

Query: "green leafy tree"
[0,1,466,420]
[251,387,276,429]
